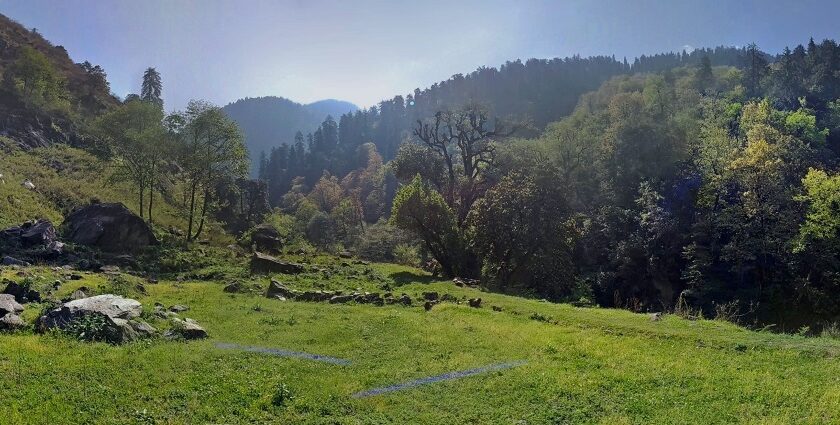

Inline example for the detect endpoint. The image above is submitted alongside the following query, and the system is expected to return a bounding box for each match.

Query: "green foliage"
[391,175,465,276]
[270,382,295,407]
[62,313,109,342]
[306,212,336,249]
[5,46,68,110]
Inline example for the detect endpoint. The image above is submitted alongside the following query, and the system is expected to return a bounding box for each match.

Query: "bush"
[306,212,336,249]
[393,243,420,267]
[356,221,415,262]
[271,382,295,407]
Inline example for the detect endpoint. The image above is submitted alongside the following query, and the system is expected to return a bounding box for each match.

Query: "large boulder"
[37,294,145,343]
[0,313,26,331]
[20,219,57,247]
[61,202,157,252]
[166,318,207,340]
[265,279,299,299]
[250,252,304,275]
[250,224,283,253]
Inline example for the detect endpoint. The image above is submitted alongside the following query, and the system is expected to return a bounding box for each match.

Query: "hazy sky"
[1,0,838,111]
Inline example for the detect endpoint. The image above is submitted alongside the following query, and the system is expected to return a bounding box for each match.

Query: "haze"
[1,0,838,110]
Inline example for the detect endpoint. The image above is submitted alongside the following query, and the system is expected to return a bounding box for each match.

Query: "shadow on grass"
[389,271,442,286]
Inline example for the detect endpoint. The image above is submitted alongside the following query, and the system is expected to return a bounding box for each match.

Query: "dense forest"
[254,40,840,330]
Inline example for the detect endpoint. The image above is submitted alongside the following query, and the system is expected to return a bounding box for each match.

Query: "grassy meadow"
[2,258,840,424]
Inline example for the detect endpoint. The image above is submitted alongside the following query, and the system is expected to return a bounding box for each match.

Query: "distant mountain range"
[222,96,358,174]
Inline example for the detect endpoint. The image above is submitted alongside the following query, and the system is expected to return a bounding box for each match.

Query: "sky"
[1,0,838,111]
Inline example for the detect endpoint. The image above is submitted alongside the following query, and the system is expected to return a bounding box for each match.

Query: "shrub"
[356,221,415,262]
[271,382,295,407]
[393,243,420,267]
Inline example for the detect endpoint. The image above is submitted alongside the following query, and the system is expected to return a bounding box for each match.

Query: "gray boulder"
[167,318,207,340]
[0,294,24,316]
[266,280,298,299]
[250,252,305,275]
[0,314,26,331]
[36,294,146,344]
[20,219,56,247]
[61,202,158,252]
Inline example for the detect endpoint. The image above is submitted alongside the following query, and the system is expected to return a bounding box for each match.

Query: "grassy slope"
[1,259,840,424]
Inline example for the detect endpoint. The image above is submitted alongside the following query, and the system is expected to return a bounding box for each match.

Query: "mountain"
[222,96,358,174]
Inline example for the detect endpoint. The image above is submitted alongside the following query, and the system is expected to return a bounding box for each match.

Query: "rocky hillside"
[0,13,118,150]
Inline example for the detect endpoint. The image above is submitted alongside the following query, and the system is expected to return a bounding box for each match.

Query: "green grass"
[2,261,840,424]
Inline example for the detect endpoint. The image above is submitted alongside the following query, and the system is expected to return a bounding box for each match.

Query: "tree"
[5,46,65,105]
[170,101,248,241]
[95,100,168,224]
[390,175,465,277]
[411,104,516,224]
[141,67,163,108]
[469,174,575,299]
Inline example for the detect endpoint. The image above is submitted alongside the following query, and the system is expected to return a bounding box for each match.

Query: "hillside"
[0,14,118,150]
[2,257,839,424]
[222,96,359,174]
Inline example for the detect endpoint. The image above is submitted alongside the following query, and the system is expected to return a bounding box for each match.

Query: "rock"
[0,313,26,331]
[424,301,435,311]
[265,280,298,299]
[168,317,207,340]
[338,251,352,259]
[64,287,89,302]
[130,320,157,338]
[223,281,243,293]
[22,179,35,190]
[468,298,482,308]
[354,292,384,305]
[61,202,158,252]
[250,252,305,275]
[492,306,503,312]
[297,291,333,302]
[650,312,663,322]
[453,277,481,287]
[169,304,189,313]
[329,294,354,304]
[38,294,142,331]
[251,224,283,253]
[2,280,41,303]
[2,255,29,266]
[398,294,412,306]
[16,219,57,247]
[0,294,24,315]
[422,292,439,301]
[36,294,144,344]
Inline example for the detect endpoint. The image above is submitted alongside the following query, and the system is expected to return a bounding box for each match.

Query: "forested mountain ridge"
[221,96,358,175]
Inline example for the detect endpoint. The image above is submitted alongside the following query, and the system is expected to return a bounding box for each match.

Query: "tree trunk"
[187,181,196,242]
[193,188,210,241]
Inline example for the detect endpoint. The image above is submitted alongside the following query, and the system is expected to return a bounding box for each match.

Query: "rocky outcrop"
[61,202,158,252]
[2,279,41,303]
[250,252,304,275]
[36,294,148,343]
[0,294,24,316]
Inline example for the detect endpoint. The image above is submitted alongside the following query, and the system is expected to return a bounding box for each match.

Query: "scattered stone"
[2,280,41,303]
[0,294,25,315]
[338,251,353,259]
[266,280,298,299]
[64,287,89,302]
[398,294,412,306]
[424,301,435,311]
[130,320,157,338]
[329,294,354,304]
[62,202,158,252]
[100,265,120,274]
[0,313,26,331]
[422,292,439,302]
[22,179,35,190]
[441,294,459,302]
[650,312,663,322]
[250,252,305,275]
[453,277,481,287]
[169,304,190,313]
[468,298,482,308]
[492,306,503,312]
[167,317,207,340]
[68,273,83,280]
[2,255,29,266]
[223,281,243,293]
